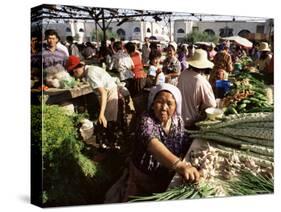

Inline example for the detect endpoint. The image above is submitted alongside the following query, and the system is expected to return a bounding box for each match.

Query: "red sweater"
[131,51,147,78]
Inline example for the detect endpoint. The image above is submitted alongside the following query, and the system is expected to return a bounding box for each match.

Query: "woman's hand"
[98,114,107,128]
[175,161,200,183]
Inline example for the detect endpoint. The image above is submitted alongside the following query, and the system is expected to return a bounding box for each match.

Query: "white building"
[41,18,272,44]
[42,20,169,43]
[173,19,273,43]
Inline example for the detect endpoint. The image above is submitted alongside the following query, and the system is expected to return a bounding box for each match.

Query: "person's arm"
[166,59,181,78]
[95,87,108,128]
[108,55,116,71]
[147,138,200,182]
[226,54,233,73]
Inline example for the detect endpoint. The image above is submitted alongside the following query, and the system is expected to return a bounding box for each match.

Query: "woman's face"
[151,57,161,66]
[167,46,175,58]
[152,91,176,124]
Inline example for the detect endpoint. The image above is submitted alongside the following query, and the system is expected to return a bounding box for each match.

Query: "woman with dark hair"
[209,43,233,89]
[124,42,147,97]
[162,42,181,86]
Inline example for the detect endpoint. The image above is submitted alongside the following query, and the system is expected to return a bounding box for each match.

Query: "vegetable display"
[130,112,274,202]
[32,105,98,205]
[223,72,273,114]
[130,144,273,202]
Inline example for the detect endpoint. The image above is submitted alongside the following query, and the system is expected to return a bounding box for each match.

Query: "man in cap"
[66,55,119,148]
[177,49,216,129]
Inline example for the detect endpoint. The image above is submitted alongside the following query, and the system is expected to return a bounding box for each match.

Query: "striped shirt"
[42,46,68,69]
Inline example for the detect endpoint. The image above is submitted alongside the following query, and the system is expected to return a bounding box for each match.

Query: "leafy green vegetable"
[32,104,98,206]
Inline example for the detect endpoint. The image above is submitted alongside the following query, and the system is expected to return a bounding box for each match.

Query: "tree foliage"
[92,29,118,42]
[184,31,219,44]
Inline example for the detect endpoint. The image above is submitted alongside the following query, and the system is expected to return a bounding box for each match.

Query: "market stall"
[130,112,274,201]
[31,83,94,105]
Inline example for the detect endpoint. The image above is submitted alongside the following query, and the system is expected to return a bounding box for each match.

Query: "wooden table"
[31,83,94,105]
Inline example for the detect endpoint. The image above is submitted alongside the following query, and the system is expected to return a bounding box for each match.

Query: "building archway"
[147,28,151,33]
[238,29,251,38]
[204,29,215,36]
[134,27,141,33]
[177,28,185,33]
[219,27,233,37]
[117,28,126,39]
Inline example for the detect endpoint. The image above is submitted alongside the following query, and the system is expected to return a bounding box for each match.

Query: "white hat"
[259,42,271,52]
[168,41,177,52]
[187,49,214,69]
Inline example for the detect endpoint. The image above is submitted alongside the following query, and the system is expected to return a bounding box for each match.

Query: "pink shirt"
[177,69,216,127]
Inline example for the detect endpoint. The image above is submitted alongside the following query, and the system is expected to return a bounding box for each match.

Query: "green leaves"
[129,183,216,202]
[32,104,97,205]
[184,31,219,44]
[42,105,77,158]
[227,170,274,195]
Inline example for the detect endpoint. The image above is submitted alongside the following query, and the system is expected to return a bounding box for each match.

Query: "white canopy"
[149,34,170,42]
[222,36,253,48]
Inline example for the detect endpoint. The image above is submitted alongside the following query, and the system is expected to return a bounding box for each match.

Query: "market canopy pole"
[101,8,107,49]
[31,4,173,45]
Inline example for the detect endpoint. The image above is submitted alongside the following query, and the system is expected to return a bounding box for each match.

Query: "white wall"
[41,20,170,43]
[198,21,269,36]
[41,19,271,44]
[174,19,193,42]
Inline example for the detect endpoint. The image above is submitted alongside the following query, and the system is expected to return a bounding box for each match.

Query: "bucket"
[215,80,231,98]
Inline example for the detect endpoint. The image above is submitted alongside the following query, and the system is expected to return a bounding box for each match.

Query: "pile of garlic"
[189,143,273,181]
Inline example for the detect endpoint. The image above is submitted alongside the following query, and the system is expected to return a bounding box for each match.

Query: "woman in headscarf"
[105,83,200,202]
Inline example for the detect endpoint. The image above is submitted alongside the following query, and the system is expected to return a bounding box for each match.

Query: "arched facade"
[238,29,251,38]
[134,27,141,32]
[204,29,215,36]
[177,28,185,33]
[117,28,126,39]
